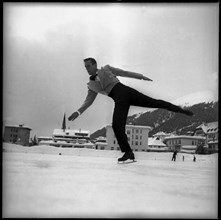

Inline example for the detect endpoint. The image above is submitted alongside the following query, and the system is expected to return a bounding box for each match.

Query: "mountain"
[90,101,218,140]
[90,127,106,141]
[172,90,218,107]
[128,101,218,137]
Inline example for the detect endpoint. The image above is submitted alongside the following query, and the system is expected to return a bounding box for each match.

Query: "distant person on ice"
[68,58,194,162]
[171,150,177,161]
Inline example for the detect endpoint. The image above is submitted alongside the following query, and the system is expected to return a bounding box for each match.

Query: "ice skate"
[118,151,136,163]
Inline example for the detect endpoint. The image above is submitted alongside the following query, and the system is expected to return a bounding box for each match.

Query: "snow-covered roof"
[126,124,152,130]
[206,122,218,133]
[153,131,171,137]
[53,129,90,137]
[148,137,166,146]
[196,121,218,134]
[5,124,32,130]
[95,136,107,141]
[38,136,53,139]
[165,135,205,140]
[107,124,152,130]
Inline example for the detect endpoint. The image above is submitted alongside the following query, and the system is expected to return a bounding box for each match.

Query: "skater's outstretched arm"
[105,65,153,81]
[68,89,97,121]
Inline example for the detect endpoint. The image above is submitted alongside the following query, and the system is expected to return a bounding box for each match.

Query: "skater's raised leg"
[126,85,194,116]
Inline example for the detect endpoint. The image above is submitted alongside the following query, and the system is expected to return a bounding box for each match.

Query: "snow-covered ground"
[2,143,218,218]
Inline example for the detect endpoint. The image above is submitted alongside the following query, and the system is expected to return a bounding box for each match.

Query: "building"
[106,124,152,151]
[164,135,206,152]
[193,122,218,152]
[3,124,32,146]
[37,136,53,143]
[152,131,171,141]
[38,129,94,148]
[147,137,168,152]
[52,128,93,147]
[94,137,107,150]
[53,128,90,142]
[38,113,94,148]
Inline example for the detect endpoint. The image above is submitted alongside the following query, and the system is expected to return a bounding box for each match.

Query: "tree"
[196,143,207,154]
[31,135,38,146]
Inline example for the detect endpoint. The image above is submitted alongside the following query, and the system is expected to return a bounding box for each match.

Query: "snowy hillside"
[130,90,217,120]
[172,90,217,107]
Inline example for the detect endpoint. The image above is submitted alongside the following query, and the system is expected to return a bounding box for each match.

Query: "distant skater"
[68,58,194,162]
[171,150,177,161]
[193,155,196,162]
[183,155,185,161]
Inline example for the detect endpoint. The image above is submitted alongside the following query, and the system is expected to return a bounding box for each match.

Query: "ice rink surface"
[2,143,218,218]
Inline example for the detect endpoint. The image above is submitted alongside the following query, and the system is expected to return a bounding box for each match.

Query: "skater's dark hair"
[84,57,97,65]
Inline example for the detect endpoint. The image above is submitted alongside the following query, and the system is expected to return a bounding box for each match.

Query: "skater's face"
[84,60,97,75]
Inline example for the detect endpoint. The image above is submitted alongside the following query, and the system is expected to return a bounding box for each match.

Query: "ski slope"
[2,143,218,218]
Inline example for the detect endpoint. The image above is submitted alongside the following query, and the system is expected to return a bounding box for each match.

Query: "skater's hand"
[68,112,80,121]
[142,76,153,81]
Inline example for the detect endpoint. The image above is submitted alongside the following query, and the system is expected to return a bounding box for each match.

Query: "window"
[127,130,130,135]
[140,130,142,134]
[135,141,138,146]
[136,135,138,139]
[136,129,139,134]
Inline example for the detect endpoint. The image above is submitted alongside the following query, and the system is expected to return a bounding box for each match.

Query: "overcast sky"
[3,3,219,137]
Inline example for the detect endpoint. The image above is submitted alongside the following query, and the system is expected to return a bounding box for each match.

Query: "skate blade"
[118,160,137,164]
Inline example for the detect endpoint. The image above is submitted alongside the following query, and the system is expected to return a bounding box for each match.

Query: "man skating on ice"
[68,58,193,162]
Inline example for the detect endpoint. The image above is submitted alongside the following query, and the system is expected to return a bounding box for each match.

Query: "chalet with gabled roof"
[194,121,218,152]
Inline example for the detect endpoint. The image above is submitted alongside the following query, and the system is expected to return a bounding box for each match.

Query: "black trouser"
[108,82,185,153]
